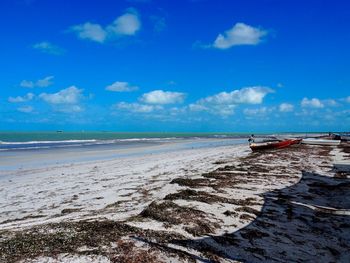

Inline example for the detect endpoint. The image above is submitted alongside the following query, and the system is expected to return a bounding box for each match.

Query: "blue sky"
[1,0,349,132]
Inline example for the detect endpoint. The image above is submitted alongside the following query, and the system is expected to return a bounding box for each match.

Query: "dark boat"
[249,139,301,151]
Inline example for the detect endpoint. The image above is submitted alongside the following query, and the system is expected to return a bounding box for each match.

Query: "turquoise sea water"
[0,133,248,170]
[0,131,250,142]
[0,131,253,152]
[0,131,323,153]
[0,131,321,170]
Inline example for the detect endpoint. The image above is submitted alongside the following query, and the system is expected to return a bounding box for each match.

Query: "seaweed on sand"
[0,220,186,262]
[236,206,261,216]
[140,201,219,236]
[165,189,260,206]
[165,189,230,204]
[170,176,246,190]
[170,178,211,188]
[0,221,135,262]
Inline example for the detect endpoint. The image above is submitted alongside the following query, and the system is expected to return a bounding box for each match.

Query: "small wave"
[212,134,229,138]
[0,137,177,151]
[0,136,240,151]
[0,137,182,145]
[0,139,98,145]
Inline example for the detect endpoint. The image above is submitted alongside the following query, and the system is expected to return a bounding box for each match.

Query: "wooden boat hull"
[250,139,300,151]
[301,139,341,146]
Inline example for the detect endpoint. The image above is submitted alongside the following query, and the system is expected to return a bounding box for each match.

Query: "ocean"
[0,132,251,170]
[0,131,251,151]
[0,131,320,171]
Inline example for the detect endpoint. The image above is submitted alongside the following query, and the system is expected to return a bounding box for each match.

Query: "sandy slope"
[0,144,248,230]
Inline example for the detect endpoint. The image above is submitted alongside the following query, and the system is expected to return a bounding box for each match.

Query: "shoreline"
[0,138,246,171]
[0,142,249,230]
[1,142,349,262]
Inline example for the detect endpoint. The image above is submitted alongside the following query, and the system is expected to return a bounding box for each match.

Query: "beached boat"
[302,138,341,146]
[249,139,301,151]
[340,134,350,141]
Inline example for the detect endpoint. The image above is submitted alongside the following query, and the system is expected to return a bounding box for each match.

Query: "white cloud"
[106,81,138,92]
[189,102,236,116]
[212,104,236,116]
[39,86,83,104]
[8,93,34,103]
[346,96,350,103]
[212,22,267,49]
[115,102,162,113]
[295,109,317,117]
[20,80,35,88]
[36,76,54,87]
[169,107,186,116]
[188,103,208,112]
[32,42,65,55]
[107,13,141,36]
[20,76,54,88]
[324,99,339,107]
[71,23,107,43]
[140,90,186,104]
[17,106,34,113]
[279,103,294,112]
[70,11,141,43]
[188,86,273,117]
[197,86,273,105]
[55,105,84,113]
[301,98,324,108]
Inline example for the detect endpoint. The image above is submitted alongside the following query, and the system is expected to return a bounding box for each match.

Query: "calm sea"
[0,132,252,151]
[0,131,318,170]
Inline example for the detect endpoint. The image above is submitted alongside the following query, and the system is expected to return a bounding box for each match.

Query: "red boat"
[249,139,301,151]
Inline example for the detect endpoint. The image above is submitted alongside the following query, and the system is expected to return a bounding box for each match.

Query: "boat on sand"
[301,138,341,146]
[250,139,301,151]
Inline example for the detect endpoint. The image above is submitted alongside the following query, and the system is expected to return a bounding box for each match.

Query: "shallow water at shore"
[0,138,246,171]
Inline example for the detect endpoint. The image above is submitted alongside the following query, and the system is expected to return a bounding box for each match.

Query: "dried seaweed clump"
[140,201,219,236]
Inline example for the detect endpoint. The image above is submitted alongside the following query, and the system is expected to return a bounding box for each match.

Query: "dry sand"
[1,143,349,262]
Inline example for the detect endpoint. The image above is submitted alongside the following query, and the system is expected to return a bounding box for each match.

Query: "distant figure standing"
[248,134,255,143]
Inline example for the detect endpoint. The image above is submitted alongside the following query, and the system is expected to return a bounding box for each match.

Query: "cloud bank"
[188,86,273,116]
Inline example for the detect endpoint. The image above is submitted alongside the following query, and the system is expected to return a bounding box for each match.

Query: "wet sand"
[0,143,349,262]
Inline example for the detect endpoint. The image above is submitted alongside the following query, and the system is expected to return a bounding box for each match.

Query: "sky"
[0,0,350,132]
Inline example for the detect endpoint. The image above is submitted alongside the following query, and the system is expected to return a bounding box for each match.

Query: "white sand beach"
[1,141,349,263]
[0,140,249,230]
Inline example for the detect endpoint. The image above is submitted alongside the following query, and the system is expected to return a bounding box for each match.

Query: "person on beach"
[248,134,255,143]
